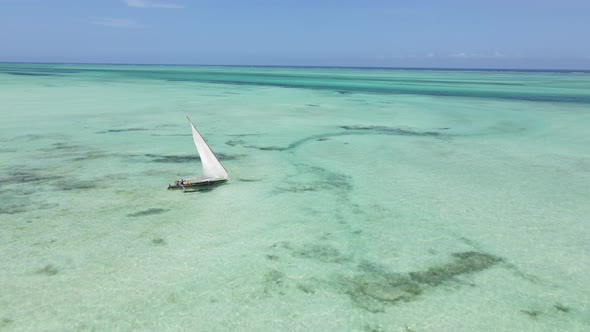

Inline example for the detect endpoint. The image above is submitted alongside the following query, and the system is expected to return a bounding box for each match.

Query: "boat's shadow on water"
[182,187,216,193]
[180,182,230,193]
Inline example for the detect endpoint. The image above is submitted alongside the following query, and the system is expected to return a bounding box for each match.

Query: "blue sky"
[1,0,589,68]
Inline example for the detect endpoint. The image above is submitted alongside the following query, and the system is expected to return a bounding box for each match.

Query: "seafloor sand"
[0,64,589,331]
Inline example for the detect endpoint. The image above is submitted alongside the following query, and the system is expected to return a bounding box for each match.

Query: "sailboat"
[167,116,229,190]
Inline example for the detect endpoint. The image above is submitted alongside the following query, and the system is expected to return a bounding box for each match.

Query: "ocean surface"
[1,63,589,331]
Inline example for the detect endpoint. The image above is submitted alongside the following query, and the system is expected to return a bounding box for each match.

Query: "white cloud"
[125,0,184,9]
[91,18,143,28]
[451,52,469,58]
[426,53,436,58]
[493,51,505,58]
[450,51,508,59]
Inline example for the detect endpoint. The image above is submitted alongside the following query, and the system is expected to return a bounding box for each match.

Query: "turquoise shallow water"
[1,64,589,331]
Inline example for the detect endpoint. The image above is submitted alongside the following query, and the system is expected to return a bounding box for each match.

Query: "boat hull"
[167,178,227,190]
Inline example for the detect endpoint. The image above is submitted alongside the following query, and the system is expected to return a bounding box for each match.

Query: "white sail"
[188,117,228,180]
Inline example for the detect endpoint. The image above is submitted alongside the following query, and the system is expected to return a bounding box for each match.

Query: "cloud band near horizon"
[125,0,184,9]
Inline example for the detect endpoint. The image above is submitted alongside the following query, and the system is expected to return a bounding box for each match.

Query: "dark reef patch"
[230,126,447,153]
[296,282,317,294]
[227,133,261,137]
[149,133,192,137]
[554,303,570,313]
[0,202,29,215]
[106,128,148,133]
[47,142,85,151]
[278,184,318,193]
[9,133,66,142]
[338,251,503,312]
[0,195,58,215]
[35,264,59,276]
[270,241,352,264]
[363,324,386,332]
[127,208,169,217]
[151,238,167,246]
[519,303,573,319]
[156,124,178,128]
[256,146,288,151]
[341,125,444,138]
[96,128,149,134]
[275,165,351,194]
[225,138,246,146]
[340,271,422,313]
[146,154,199,163]
[266,240,506,312]
[264,269,286,295]
[5,71,54,76]
[216,153,241,160]
[224,141,287,151]
[292,244,351,263]
[520,309,542,319]
[70,150,117,161]
[144,152,239,163]
[284,133,349,150]
[1,318,14,327]
[56,180,98,191]
[409,251,503,286]
[306,104,320,107]
[1,170,62,185]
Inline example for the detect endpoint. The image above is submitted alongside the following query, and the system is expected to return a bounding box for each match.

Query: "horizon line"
[1,61,589,73]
